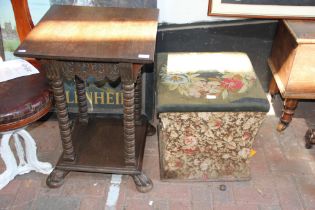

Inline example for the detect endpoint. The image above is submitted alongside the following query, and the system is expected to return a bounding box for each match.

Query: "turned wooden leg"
[122,81,136,167]
[305,129,315,149]
[75,76,88,123]
[51,78,75,161]
[45,78,73,188]
[277,98,298,132]
[134,72,142,125]
[121,63,153,192]
[269,77,279,97]
[43,60,74,188]
[133,172,153,193]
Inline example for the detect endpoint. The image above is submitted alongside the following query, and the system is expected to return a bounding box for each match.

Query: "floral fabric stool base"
[156,52,269,181]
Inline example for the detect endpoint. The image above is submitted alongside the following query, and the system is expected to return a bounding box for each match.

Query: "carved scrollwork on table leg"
[41,60,75,162]
[75,76,88,123]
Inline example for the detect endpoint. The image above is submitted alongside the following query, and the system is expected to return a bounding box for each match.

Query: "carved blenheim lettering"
[94,92,105,105]
[65,90,123,105]
[106,92,115,105]
[116,92,121,105]
[65,91,73,104]
[86,92,93,104]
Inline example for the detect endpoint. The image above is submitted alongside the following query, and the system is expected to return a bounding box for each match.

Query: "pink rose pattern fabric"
[159,112,265,180]
[159,64,256,100]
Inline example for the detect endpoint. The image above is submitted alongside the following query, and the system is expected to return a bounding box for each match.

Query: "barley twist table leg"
[134,73,142,125]
[121,63,153,192]
[52,79,75,161]
[46,77,72,188]
[123,82,136,167]
[75,76,88,123]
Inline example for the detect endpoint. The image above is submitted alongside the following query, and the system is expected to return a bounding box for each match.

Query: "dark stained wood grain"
[56,117,147,174]
[14,5,159,63]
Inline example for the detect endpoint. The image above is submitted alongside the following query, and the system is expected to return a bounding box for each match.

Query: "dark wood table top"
[14,5,159,63]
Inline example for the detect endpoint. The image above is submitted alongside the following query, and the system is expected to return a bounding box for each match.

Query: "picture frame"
[208,0,315,19]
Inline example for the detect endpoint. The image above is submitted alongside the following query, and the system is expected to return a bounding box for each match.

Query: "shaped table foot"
[46,168,69,188]
[146,123,156,136]
[305,128,315,149]
[276,122,287,132]
[132,172,153,193]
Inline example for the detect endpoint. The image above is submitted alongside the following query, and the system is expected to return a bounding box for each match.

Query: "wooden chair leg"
[277,99,298,132]
[269,77,279,97]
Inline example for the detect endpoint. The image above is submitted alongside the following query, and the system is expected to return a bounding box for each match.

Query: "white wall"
[157,0,232,24]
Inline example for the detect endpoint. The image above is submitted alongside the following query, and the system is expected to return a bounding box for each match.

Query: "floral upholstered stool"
[156,52,269,181]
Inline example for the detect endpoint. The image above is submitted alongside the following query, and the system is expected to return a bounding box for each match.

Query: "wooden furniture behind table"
[268,19,315,132]
[15,5,159,193]
[11,0,41,68]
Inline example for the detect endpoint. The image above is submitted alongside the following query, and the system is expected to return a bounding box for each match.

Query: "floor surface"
[1,95,315,210]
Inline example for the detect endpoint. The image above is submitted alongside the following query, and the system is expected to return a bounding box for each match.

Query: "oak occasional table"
[268,19,315,132]
[14,5,159,193]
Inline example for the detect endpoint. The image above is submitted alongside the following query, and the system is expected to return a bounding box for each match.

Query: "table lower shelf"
[56,117,148,175]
